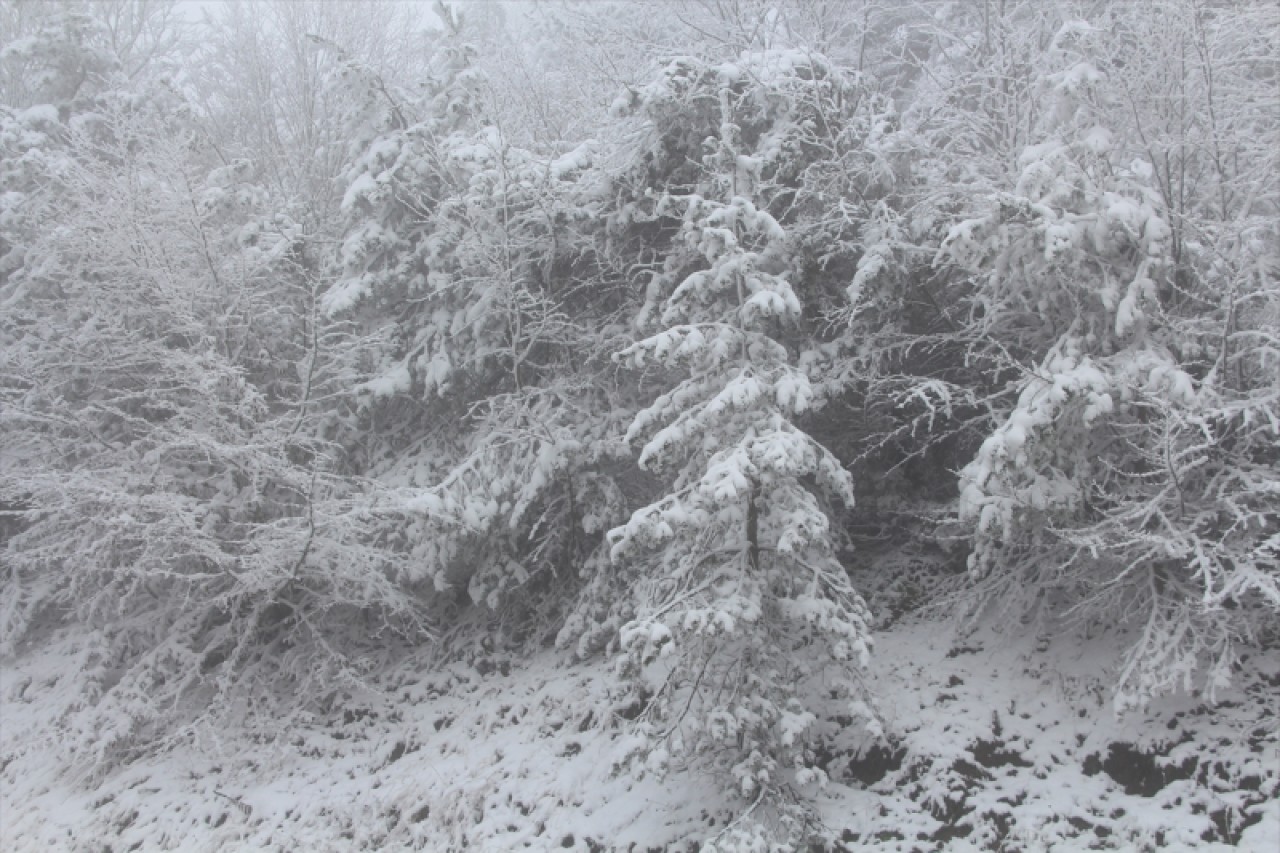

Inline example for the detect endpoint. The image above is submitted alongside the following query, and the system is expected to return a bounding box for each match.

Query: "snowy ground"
[3,608,1277,851]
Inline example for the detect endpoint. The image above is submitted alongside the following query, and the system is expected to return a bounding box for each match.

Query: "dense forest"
[1,1,1277,850]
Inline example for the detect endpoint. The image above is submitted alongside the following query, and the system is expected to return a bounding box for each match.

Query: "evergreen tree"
[934,5,1280,705]
[600,51,878,848]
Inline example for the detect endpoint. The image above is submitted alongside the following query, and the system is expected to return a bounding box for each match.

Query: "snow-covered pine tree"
[326,11,636,649]
[383,121,634,641]
[935,5,1280,706]
[601,51,876,848]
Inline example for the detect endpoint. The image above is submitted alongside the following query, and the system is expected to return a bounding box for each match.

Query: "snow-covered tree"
[0,42,428,770]
[187,0,431,235]
[324,15,639,647]
[598,50,880,848]
[934,2,1280,706]
[0,3,124,108]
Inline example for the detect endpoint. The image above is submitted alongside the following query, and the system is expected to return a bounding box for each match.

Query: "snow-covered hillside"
[5,604,1275,851]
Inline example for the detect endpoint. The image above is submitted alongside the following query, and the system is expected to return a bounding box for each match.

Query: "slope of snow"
[3,596,1276,851]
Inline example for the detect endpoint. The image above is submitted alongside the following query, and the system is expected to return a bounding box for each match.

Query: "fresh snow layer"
[3,611,1277,851]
